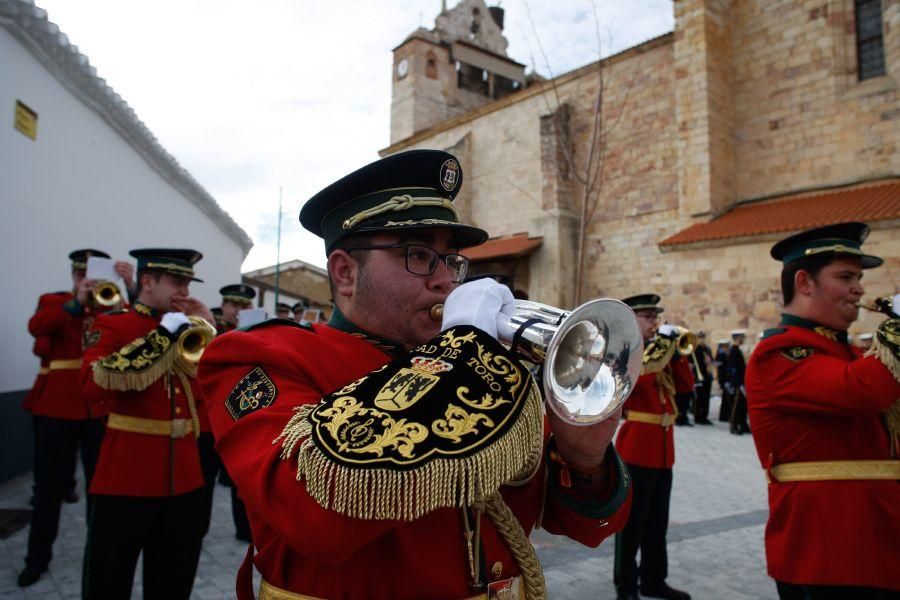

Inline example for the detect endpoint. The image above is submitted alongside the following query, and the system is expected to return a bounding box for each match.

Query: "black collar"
[327,306,406,357]
[780,313,848,344]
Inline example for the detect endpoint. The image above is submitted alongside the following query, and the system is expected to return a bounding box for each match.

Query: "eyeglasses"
[346,244,469,283]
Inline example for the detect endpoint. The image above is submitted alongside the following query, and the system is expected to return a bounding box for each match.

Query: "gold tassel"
[275,384,545,522]
[865,329,900,456]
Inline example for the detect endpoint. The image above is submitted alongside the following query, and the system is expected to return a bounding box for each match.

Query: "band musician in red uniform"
[613,294,693,600]
[80,248,215,600]
[198,150,633,600]
[17,249,132,587]
[746,222,900,598]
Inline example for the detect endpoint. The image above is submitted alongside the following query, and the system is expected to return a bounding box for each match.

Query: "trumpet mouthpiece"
[430,304,444,322]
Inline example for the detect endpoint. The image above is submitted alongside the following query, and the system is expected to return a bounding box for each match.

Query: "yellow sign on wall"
[14,100,38,140]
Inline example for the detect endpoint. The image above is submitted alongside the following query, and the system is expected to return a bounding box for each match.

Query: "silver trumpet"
[433,299,643,425]
[500,300,643,425]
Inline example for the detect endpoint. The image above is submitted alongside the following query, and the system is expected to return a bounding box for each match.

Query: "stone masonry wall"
[731,0,900,199]
[388,0,899,345]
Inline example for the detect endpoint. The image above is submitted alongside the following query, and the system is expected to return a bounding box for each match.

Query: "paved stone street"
[0,396,776,599]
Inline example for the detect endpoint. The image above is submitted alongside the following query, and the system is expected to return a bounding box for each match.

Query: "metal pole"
[274,186,282,309]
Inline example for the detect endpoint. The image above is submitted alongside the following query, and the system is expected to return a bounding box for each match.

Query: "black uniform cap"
[300,149,488,252]
[275,302,292,312]
[291,301,306,313]
[621,294,664,313]
[129,248,204,282]
[219,284,256,303]
[770,222,883,269]
[69,249,110,270]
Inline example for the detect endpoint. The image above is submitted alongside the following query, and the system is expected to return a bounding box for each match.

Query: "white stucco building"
[0,1,253,480]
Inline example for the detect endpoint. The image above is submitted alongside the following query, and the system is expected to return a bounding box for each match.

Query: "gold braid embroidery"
[342,195,458,230]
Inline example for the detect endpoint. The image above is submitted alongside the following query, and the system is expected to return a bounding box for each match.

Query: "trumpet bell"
[543,299,643,425]
[178,317,216,363]
[94,281,122,307]
[674,325,697,356]
[500,299,643,425]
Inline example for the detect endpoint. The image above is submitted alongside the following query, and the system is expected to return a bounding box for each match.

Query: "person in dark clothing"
[727,330,750,434]
[715,341,731,422]
[691,332,714,424]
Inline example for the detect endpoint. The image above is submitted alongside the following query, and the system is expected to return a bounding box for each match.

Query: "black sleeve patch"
[780,346,813,362]
[226,367,278,420]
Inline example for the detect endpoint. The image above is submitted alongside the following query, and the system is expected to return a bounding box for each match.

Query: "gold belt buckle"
[170,419,188,438]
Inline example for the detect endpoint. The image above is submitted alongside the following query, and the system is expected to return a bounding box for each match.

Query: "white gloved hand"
[893,294,900,315]
[657,324,678,338]
[160,311,191,334]
[441,278,516,340]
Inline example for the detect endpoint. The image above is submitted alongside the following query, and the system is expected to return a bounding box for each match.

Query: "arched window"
[426,51,438,79]
[855,0,885,80]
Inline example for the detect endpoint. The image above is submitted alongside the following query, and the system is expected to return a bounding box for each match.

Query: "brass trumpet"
[93,281,122,307]
[177,316,217,363]
[673,325,697,357]
[858,297,898,319]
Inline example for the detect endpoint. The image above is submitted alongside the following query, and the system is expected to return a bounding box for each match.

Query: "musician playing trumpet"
[745,222,900,598]
[613,294,693,600]
[196,150,632,600]
[17,248,130,588]
[80,248,214,600]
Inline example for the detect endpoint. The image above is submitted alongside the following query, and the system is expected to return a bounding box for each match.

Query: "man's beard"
[355,265,404,341]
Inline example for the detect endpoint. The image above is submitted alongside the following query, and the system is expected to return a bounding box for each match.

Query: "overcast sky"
[36,0,674,271]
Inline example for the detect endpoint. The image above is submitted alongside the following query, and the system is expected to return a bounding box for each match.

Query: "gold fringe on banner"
[276,384,545,523]
[641,335,676,375]
[865,317,900,456]
[92,331,177,392]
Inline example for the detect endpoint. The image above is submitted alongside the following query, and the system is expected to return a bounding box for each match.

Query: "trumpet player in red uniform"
[746,222,900,598]
[197,150,633,600]
[80,248,215,600]
[17,249,133,588]
[613,295,693,600]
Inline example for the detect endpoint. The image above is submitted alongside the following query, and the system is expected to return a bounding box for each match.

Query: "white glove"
[658,324,678,338]
[441,279,516,340]
[893,294,900,315]
[160,311,191,334]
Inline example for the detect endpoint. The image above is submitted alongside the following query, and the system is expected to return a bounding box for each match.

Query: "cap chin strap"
[342,195,458,231]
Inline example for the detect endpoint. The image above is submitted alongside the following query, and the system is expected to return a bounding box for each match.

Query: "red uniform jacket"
[616,354,694,469]
[27,292,107,420]
[22,335,52,413]
[198,322,631,600]
[82,306,204,497]
[746,317,900,591]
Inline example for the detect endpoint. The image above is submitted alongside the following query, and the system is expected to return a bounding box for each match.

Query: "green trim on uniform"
[780,313,848,344]
[546,445,631,520]
[761,327,787,340]
[63,298,84,316]
[239,318,313,333]
[327,306,405,357]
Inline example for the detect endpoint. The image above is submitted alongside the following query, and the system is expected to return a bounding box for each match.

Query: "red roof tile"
[462,233,543,262]
[660,179,900,247]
